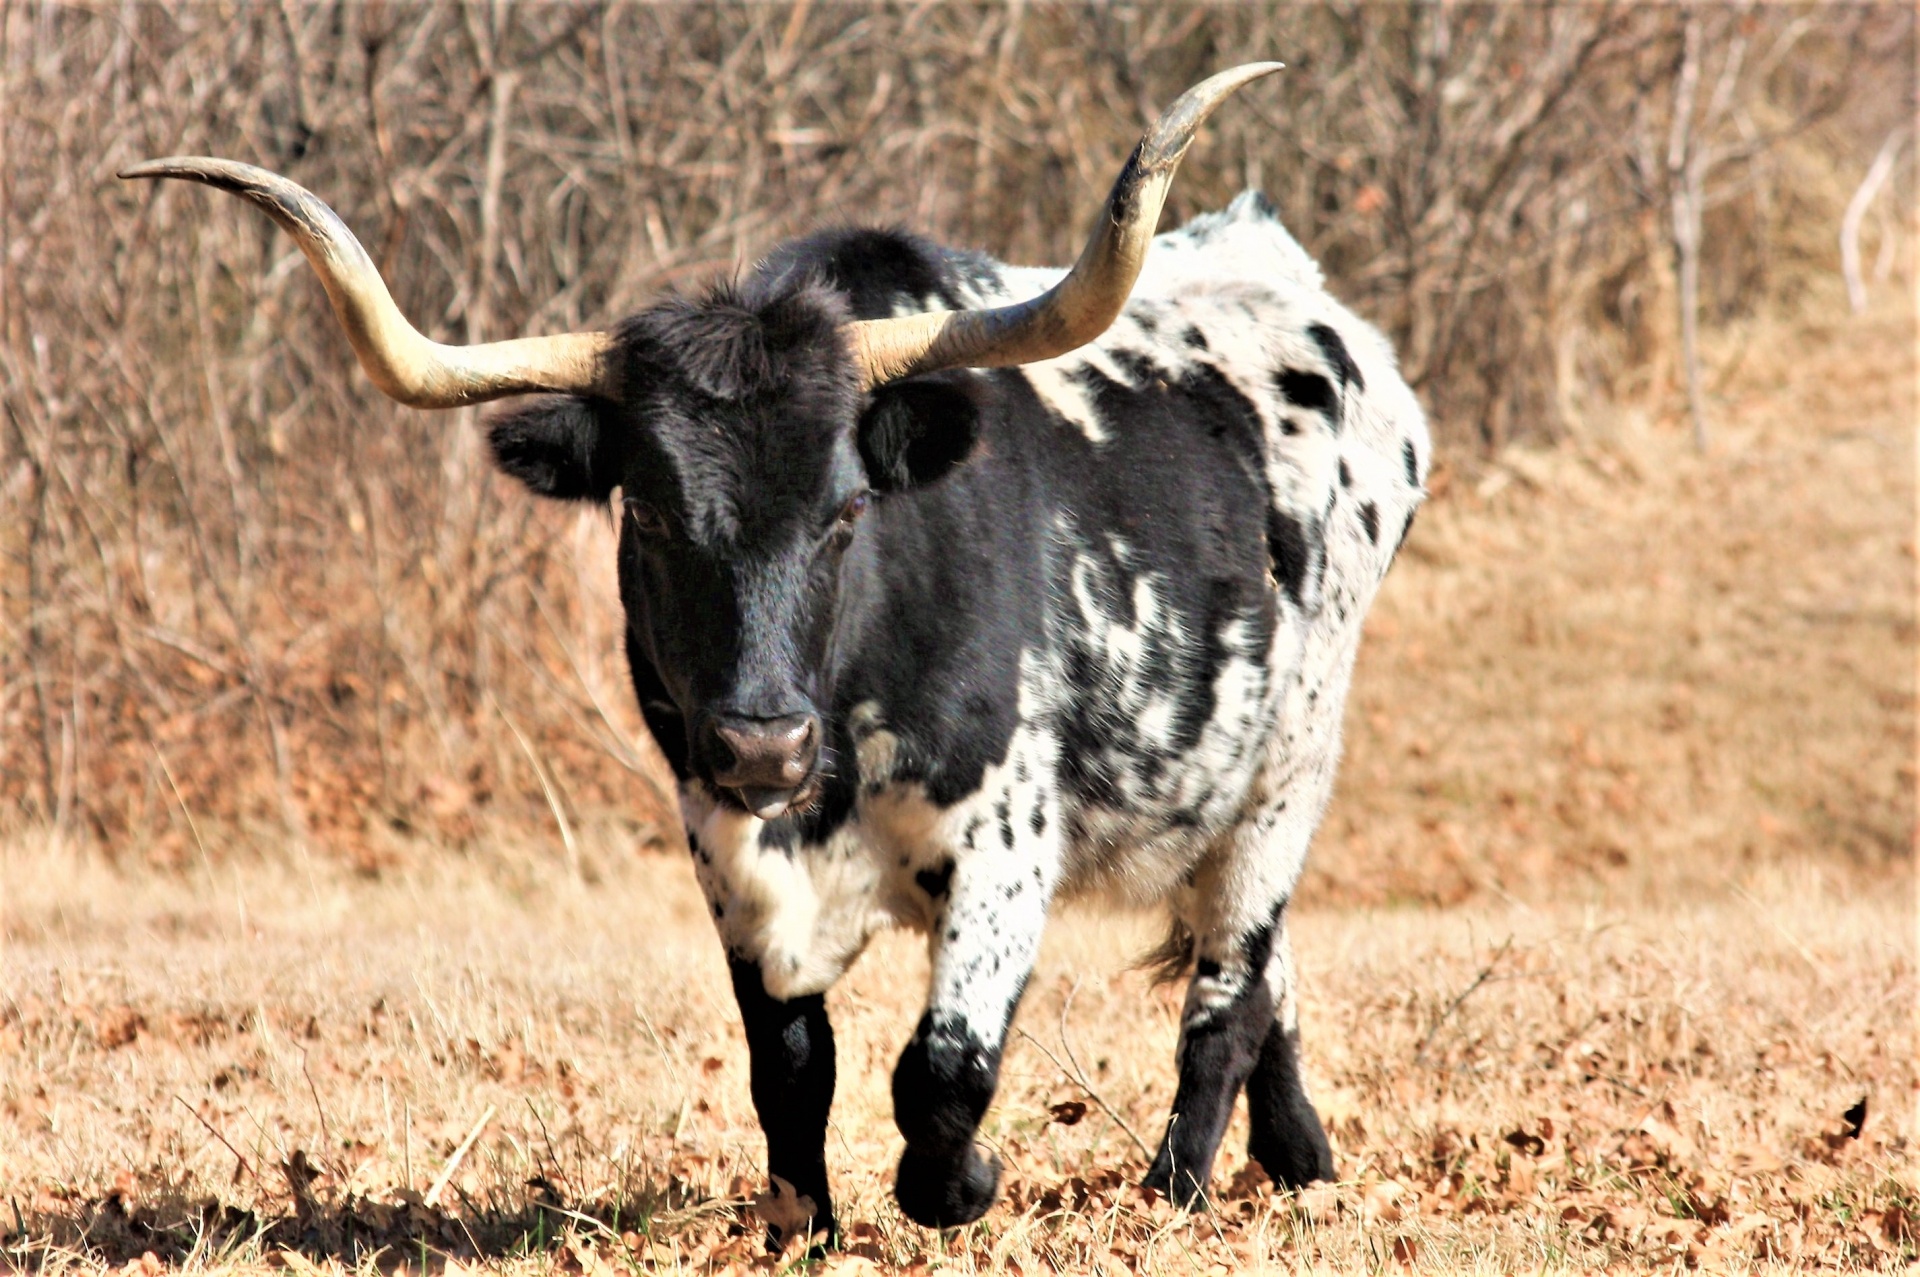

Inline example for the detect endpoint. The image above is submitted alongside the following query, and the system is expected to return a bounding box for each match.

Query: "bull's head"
[122,65,1279,820]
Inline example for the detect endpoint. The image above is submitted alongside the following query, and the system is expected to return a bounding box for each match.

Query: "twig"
[1412,935,1516,1066]
[299,1050,335,1153]
[174,1094,256,1185]
[1015,979,1154,1164]
[425,1104,497,1207]
[1841,125,1907,313]
[493,692,582,881]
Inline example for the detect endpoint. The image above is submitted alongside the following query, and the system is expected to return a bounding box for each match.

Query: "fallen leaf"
[1048,1099,1088,1126]
[1295,1182,1341,1217]
[1841,1096,1867,1139]
[821,1259,882,1276]
[751,1174,821,1253]
[1364,1179,1408,1224]
[1222,1160,1271,1200]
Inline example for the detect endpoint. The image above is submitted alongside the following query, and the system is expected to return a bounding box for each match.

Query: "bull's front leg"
[729,958,837,1248]
[890,777,1058,1228]
[685,789,885,1252]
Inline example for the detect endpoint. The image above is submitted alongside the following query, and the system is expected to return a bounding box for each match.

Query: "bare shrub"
[0,3,1909,857]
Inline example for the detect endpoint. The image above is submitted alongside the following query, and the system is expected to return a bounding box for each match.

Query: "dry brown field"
[2,288,1914,1273]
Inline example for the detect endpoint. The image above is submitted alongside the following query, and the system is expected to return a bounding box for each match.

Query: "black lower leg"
[729,960,837,1249]
[891,1014,1004,1228]
[1143,978,1274,1208]
[1246,1020,1334,1189]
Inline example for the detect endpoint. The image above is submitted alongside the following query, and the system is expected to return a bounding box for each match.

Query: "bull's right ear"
[486,396,622,502]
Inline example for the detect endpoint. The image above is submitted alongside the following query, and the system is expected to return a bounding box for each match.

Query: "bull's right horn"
[845,62,1283,390]
[119,158,616,408]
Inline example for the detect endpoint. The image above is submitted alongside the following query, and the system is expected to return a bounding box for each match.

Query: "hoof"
[754,1174,834,1254]
[895,1144,1001,1228]
[1250,1120,1334,1190]
[1141,1160,1211,1211]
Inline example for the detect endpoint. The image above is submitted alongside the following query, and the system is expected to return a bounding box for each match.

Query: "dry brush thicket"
[0,3,1911,866]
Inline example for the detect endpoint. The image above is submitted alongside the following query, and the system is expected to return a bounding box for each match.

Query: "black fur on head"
[484,261,981,817]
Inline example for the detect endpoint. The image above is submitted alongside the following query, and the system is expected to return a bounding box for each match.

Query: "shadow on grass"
[3,1157,745,1271]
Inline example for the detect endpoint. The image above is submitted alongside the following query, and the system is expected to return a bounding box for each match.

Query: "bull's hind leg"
[1243,912,1334,1189]
[1147,804,1334,1206]
[1143,903,1282,1207]
[1145,902,1332,1205]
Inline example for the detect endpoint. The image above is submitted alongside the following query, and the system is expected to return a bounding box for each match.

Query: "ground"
[1,289,1913,1273]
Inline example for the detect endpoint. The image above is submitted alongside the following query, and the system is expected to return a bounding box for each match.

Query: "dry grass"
[1,837,1912,1275]
[2,285,1915,1273]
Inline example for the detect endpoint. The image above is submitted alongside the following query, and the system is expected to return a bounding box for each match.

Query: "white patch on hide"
[682,783,888,1000]
[1017,358,1109,444]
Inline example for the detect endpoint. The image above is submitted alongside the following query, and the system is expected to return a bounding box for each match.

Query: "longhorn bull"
[124,65,1430,1243]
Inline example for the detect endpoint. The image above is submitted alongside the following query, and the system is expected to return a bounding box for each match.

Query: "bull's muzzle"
[701,713,821,819]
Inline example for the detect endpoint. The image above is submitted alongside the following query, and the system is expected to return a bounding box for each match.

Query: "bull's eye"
[836,491,872,527]
[624,498,670,540]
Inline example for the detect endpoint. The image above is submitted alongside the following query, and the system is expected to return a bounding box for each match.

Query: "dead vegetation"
[1,2,1911,862]
[1,5,1914,1272]
[1306,283,1915,907]
[1,832,1912,1274]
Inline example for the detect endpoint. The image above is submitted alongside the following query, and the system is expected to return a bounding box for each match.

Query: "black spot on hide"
[1393,508,1418,559]
[1275,369,1335,418]
[1308,323,1364,392]
[1266,508,1318,607]
[915,860,955,900]
[1359,501,1380,545]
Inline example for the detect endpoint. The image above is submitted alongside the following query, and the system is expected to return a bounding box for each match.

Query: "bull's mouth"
[722,778,822,822]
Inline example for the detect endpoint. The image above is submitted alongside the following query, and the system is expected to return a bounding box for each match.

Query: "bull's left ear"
[856,376,980,493]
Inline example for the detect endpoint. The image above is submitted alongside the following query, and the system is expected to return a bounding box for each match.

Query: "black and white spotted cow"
[125,66,1428,1245]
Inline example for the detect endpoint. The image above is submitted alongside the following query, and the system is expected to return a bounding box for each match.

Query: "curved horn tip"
[119,156,211,180]
[1181,61,1287,103]
[1146,62,1286,150]
[117,156,270,193]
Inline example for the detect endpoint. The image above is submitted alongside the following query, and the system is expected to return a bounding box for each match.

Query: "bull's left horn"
[844,61,1282,390]
[119,158,616,408]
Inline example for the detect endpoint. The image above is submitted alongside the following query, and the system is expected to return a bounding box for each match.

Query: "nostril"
[705,725,739,773]
[708,714,819,790]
